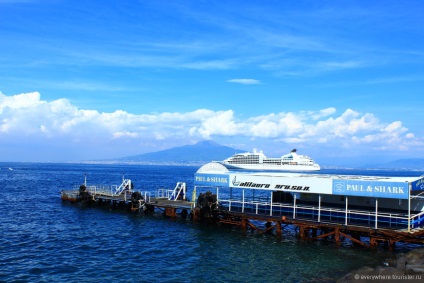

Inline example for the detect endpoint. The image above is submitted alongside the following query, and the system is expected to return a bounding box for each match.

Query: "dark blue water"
[0,163,422,283]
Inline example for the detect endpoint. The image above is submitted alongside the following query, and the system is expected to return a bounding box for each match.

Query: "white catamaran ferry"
[219,149,320,171]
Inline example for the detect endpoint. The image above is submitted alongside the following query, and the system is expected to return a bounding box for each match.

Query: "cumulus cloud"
[0,92,422,160]
[226,78,261,85]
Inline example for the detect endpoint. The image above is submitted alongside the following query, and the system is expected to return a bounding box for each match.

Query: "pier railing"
[156,189,174,199]
[80,185,123,197]
[156,182,187,201]
[71,184,151,202]
[218,198,422,230]
[410,210,424,229]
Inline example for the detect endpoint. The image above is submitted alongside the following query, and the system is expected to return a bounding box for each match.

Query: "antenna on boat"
[84,174,87,186]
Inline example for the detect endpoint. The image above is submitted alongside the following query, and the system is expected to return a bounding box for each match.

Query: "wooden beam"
[339,231,369,248]
[276,221,282,236]
[246,220,261,232]
[310,231,335,240]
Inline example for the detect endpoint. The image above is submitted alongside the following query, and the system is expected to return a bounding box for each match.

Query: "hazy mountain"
[373,158,424,171]
[320,158,424,170]
[95,140,424,170]
[113,140,244,165]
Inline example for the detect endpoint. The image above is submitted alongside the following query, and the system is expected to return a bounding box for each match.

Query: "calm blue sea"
[0,163,423,283]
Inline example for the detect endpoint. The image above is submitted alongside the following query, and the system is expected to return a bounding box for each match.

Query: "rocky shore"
[338,248,424,283]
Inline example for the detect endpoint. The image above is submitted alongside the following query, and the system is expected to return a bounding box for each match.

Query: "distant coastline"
[2,141,424,171]
[77,160,205,166]
[2,160,424,172]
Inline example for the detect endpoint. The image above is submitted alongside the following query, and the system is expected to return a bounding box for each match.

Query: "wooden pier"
[212,210,424,250]
[61,188,424,251]
[61,181,195,219]
[61,171,424,250]
[91,194,194,217]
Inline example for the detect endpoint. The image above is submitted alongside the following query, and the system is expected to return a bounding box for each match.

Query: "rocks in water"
[396,256,406,270]
[337,248,424,283]
[405,248,424,273]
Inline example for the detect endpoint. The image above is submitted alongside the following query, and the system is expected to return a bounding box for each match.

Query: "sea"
[1,163,423,283]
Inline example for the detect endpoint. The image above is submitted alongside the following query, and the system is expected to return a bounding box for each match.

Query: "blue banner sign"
[194,173,230,187]
[332,180,409,199]
[412,178,424,191]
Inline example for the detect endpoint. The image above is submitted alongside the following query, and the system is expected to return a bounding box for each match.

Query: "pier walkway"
[61,166,424,250]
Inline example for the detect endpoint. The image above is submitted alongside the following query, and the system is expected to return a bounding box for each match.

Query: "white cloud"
[0,91,42,109]
[226,79,261,85]
[113,131,139,138]
[308,107,336,120]
[0,92,422,161]
[184,59,237,70]
[196,110,238,138]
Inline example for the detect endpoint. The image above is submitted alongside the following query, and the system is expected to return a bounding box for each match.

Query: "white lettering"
[373,186,405,194]
[347,184,364,191]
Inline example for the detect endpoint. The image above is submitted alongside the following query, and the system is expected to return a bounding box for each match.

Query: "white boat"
[219,148,320,171]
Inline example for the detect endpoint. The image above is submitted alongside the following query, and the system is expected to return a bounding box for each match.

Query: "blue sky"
[1,0,423,166]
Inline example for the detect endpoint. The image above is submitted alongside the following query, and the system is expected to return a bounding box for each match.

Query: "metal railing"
[72,178,133,197]
[218,198,422,230]
[156,189,174,199]
[156,182,187,201]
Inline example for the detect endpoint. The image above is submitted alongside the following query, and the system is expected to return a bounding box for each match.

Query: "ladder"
[169,182,186,201]
[113,178,132,196]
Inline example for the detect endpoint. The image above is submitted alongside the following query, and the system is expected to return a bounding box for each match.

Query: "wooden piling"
[62,190,424,251]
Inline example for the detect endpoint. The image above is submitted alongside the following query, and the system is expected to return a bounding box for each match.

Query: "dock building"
[193,162,424,248]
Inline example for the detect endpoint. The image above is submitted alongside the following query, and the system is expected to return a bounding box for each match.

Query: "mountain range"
[374,158,424,170]
[98,140,424,170]
[111,140,244,165]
